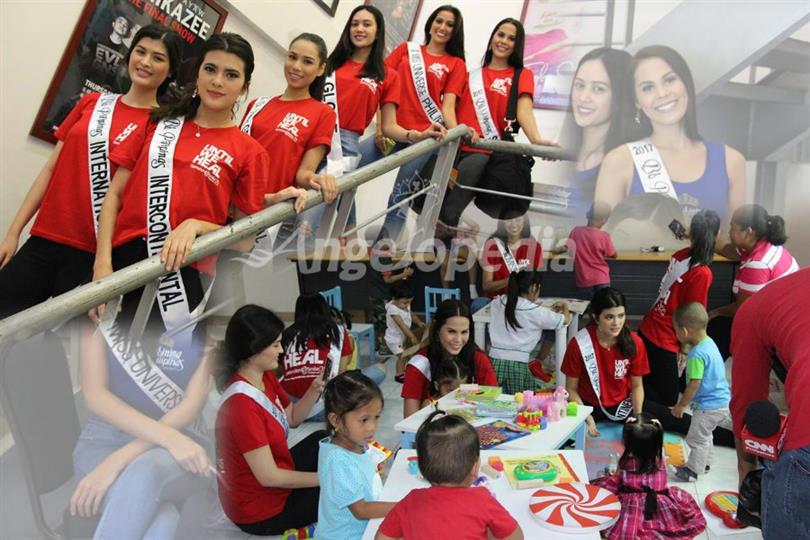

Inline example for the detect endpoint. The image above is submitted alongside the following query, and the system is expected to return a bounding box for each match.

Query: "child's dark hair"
[152,32,254,122]
[688,209,720,267]
[389,280,414,300]
[124,24,183,99]
[483,18,524,68]
[427,299,477,384]
[731,204,788,246]
[416,411,479,484]
[330,306,352,330]
[505,270,543,331]
[291,33,329,101]
[327,5,386,81]
[283,293,340,353]
[423,5,465,60]
[215,304,284,392]
[589,287,636,357]
[430,359,469,398]
[619,412,664,475]
[324,370,383,436]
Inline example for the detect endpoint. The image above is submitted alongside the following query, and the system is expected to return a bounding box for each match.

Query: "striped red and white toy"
[529,482,620,534]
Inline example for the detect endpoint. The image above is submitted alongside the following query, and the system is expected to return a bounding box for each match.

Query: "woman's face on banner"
[634,56,688,128]
[127,37,171,91]
[350,9,378,49]
[571,59,612,129]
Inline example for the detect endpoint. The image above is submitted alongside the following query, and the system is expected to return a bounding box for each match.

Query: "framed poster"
[521,0,603,110]
[30,0,227,144]
[313,0,340,17]
[366,0,424,57]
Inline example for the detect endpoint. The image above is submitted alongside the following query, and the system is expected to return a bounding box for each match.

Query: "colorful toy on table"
[503,454,580,489]
[482,455,504,478]
[705,491,745,529]
[566,402,578,416]
[407,455,420,476]
[476,420,531,449]
[514,459,558,483]
[515,390,552,410]
[281,524,316,539]
[515,408,544,431]
[529,482,620,534]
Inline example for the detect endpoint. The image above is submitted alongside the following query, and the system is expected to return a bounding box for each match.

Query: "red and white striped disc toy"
[529,482,620,534]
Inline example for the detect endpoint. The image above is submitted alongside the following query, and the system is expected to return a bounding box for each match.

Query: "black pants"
[640,331,682,407]
[438,151,491,227]
[707,315,733,361]
[235,430,327,536]
[0,236,94,320]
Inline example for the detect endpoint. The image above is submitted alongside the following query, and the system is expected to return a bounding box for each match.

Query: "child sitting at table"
[385,281,425,383]
[421,360,469,407]
[375,412,523,540]
[591,413,706,540]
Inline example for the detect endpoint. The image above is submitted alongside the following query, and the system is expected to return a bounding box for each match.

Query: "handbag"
[473,67,535,219]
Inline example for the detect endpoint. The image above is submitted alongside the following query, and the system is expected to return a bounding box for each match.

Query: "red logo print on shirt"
[275,112,310,143]
[428,63,450,81]
[490,77,512,97]
[614,359,630,379]
[191,144,235,186]
[113,122,139,145]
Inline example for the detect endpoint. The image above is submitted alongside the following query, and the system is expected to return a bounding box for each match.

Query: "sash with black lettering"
[575,328,634,421]
[627,138,677,200]
[240,96,272,136]
[220,380,290,437]
[87,93,120,234]
[468,69,500,140]
[407,42,444,125]
[322,73,361,176]
[494,238,523,273]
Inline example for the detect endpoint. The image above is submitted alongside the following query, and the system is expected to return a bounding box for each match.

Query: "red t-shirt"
[456,66,534,154]
[240,96,335,194]
[480,237,545,298]
[384,42,467,131]
[566,226,616,287]
[561,326,650,408]
[215,372,293,524]
[109,121,268,274]
[731,267,810,452]
[401,349,497,402]
[639,248,713,352]
[378,485,519,540]
[334,61,400,134]
[31,93,151,252]
[281,328,353,399]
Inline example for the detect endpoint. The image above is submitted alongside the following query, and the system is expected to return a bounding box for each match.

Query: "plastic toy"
[516,409,543,430]
[566,402,578,416]
[407,455,419,476]
[281,524,316,539]
[514,459,558,483]
[705,491,745,529]
[530,483,620,533]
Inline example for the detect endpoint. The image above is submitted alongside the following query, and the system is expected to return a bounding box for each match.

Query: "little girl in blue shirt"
[316,371,395,539]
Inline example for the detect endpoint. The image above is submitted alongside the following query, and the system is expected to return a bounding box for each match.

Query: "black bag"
[473,67,535,219]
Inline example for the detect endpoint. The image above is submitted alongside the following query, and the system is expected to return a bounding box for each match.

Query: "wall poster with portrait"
[366,0,424,57]
[30,0,227,144]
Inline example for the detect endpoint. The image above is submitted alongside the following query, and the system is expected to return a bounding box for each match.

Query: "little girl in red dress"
[592,413,706,540]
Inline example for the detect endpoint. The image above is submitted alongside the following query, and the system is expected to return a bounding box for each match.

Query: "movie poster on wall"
[30,0,227,144]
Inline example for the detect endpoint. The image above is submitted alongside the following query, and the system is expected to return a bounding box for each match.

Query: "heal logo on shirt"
[614,358,630,379]
[275,112,310,143]
[285,348,320,369]
[113,122,139,145]
[428,63,450,81]
[490,77,512,97]
[191,144,235,186]
[361,77,379,92]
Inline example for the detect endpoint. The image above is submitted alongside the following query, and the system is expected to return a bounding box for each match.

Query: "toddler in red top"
[591,413,706,540]
[375,412,521,540]
[565,202,616,295]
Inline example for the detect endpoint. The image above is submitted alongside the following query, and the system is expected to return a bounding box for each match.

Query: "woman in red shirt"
[402,298,497,417]
[0,25,181,319]
[216,304,326,535]
[638,209,720,406]
[562,287,649,436]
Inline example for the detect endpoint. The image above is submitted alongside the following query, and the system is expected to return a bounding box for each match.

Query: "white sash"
[627,139,677,200]
[469,69,500,140]
[240,96,272,136]
[494,238,525,274]
[407,42,443,125]
[652,255,692,315]
[87,93,120,235]
[220,380,290,437]
[575,329,633,422]
[322,73,360,176]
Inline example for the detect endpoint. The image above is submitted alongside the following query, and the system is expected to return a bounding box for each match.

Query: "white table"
[395,392,593,451]
[361,449,598,540]
[473,297,590,387]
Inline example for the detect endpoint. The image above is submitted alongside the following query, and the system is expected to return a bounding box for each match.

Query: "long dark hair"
[324,370,383,436]
[731,204,788,246]
[151,32,255,122]
[589,287,636,357]
[215,304,285,392]
[423,5,465,60]
[688,209,720,267]
[291,33,329,101]
[426,299,477,385]
[505,270,543,331]
[430,359,469,399]
[124,24,183,99]
[619,412,664,475]
[632,45,701,141]
[283,293,340,353]
[327,5,386,82]
[483,18,525,69]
